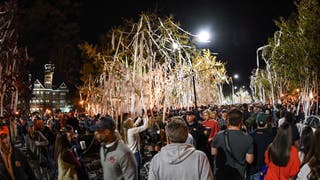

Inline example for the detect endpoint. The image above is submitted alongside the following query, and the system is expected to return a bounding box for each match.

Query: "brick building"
[29,63,70,113]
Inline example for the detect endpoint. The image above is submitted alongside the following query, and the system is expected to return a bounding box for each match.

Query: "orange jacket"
[264,146,300,180]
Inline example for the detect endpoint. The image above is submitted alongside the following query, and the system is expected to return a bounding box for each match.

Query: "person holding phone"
[123,110,149,180]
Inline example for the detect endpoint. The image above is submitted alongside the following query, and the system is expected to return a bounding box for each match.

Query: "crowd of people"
[0,102,319,180]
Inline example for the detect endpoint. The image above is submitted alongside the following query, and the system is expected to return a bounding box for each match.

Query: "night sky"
[80,0,296,87]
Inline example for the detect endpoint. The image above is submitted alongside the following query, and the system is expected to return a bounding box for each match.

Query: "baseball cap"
[0,125,9,135]
[89,116,116,131]
[221,109,228,113]
[185,110,195,115]
[256,112,268,126]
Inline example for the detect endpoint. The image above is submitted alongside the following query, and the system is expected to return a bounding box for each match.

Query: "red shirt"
[202,119,220,140]
[62,149,81,169]
[264,146,300,180]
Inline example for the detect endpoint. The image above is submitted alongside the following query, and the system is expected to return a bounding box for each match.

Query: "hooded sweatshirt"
[148,143,213,180]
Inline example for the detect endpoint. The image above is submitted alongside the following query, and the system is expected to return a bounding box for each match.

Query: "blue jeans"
[134,151,141,180]
[247,172,261,180]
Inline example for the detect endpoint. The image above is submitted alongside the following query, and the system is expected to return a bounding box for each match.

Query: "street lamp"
[231,74,239,104]
[197,30,211,43]
[190,29,212,108]
[192,74,197,108]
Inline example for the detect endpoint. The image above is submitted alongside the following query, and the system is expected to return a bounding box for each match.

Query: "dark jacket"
[0,147,36,180]
[188,121,208,153]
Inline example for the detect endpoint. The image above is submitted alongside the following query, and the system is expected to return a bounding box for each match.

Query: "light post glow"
[231,74,239,104]
[197,30,211,43]
[45,109,51,114]
[232,81,234,104]
[192,28,211,107]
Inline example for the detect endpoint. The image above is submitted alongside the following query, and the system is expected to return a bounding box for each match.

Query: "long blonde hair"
[122,118,134,144]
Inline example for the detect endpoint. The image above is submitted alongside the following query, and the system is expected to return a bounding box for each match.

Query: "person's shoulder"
[194,149,207,156]
[235,130,253,141]
[216,129,227,136]
[213,130,224,141]
[151,151,161,161]
[213,119,219,123]
[291,145,299,153]
[215,130,225,137]
[236,130,251,138]
[117,141,134,156]
[149,151,163,166]
[118,140,130,149]
[121,140,134,149]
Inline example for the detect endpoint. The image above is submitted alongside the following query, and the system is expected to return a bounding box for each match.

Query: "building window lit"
[30,63,69,113]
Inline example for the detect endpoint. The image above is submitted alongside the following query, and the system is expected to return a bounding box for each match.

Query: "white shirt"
[127,117,149,153]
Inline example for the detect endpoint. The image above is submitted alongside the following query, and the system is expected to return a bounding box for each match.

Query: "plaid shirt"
[218,118,228,130]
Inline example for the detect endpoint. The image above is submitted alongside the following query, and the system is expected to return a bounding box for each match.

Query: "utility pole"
[231,80,234,104]
[192,75,197,108]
